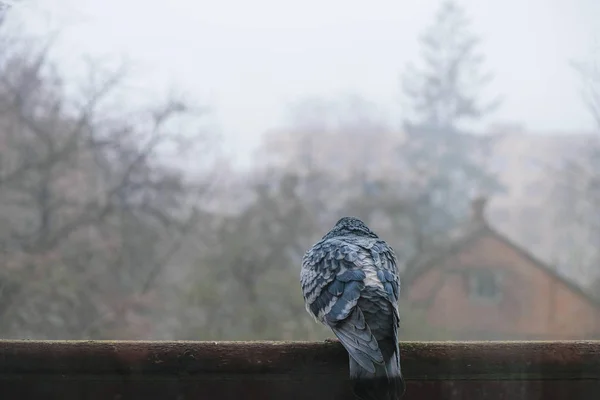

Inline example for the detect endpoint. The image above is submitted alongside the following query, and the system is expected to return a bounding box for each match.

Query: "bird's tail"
[349,339,405,400]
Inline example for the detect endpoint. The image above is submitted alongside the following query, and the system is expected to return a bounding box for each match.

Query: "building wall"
[407,234,600,339]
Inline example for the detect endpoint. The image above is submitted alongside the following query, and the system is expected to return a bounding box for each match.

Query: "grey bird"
[301,216,405,400]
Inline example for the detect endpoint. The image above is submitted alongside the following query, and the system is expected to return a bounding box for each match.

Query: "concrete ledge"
[0,340,599,399]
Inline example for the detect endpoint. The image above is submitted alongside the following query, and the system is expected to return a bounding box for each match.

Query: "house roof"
[405,197,600,309]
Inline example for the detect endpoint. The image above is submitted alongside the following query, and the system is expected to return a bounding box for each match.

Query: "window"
[468,270,502,302]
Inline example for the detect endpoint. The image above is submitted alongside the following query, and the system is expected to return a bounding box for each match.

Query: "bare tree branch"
[0,29,216,339]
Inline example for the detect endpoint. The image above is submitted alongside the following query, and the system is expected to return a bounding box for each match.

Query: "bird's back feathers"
[301,224,405,400]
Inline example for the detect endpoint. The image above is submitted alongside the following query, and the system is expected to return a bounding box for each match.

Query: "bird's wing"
[368,240,403,385]
[301,238,384,373]
[369,240,401,325]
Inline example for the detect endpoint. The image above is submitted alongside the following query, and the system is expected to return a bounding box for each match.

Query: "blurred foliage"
[0,0,598,342]
[0,13,207,339]
[182,173,326,340]
[550,54,600,280]
[180,170,446,341]
[399,0,504,257]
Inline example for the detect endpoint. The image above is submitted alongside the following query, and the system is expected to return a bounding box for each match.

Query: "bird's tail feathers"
[349,340,405,400]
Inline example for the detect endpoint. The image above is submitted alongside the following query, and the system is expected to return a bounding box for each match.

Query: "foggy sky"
[10,0,600,166]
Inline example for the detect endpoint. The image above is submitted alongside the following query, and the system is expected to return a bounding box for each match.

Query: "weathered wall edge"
[0,340,599,380]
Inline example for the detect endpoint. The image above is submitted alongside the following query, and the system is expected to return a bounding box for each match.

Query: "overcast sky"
[9,0,600,166]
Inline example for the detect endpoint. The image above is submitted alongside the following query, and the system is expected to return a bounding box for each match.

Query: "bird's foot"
[324,337,338,343]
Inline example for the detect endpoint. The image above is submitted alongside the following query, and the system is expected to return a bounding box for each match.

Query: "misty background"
[13,0,600,164]
[1,0,600,341]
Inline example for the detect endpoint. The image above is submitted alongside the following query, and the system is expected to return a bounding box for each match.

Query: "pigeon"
[301,216,405,399]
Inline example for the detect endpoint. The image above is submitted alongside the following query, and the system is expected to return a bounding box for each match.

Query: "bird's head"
[324,216,379,239]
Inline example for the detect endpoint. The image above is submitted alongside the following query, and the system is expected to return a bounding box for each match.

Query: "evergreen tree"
[400,0,503,242]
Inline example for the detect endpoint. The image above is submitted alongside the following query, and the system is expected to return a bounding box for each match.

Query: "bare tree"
[0,33,214,339]
[572,55,600,128]
[549,53,600,291]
